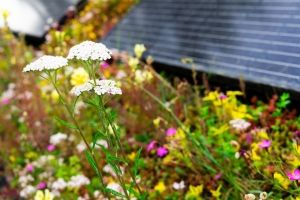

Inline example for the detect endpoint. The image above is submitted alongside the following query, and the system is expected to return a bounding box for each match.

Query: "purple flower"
[214,173,222,180]
[166,127,177,136]
[47,144,55,152]
[0,98,10,106]
[101,61,110,69]
[26,164,34,173]
[147,140,157,152]
[287,169,300,181]
[156,146,168,158]
[259,140,271,149]
[294,130,300,137]
[37,182,47,190]
[219,93,227,100]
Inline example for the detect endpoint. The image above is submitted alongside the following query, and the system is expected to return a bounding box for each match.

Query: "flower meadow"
[1,1,300,200]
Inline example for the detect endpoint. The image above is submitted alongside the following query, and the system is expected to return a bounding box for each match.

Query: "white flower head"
[106,182,124,194]
[68,174,90,189]
[67,41,111,61]
[23,55,68,72]
[244,193,256,200]
[70,81,93,96]
[49,132,68,145]
[76,141,87,152]
[20,185,36,198]
[51,178,67,191]
[229,119,251,131]
[172,180,185,190]
[94,80,122,95]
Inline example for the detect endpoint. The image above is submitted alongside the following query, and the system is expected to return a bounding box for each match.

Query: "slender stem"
[100,97,143,195]
[46,72,108,197]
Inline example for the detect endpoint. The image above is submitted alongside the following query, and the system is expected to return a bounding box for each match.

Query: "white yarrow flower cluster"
[19,185,36,198]
[70,79,122,96]
[229,119,251,131]
[23,55,68,72]
[51,178,68,191]
[68,174,90,189]
[49,132,68,145]
[67,41,111,61]
[172,180,185,190]
[70,81,93,96]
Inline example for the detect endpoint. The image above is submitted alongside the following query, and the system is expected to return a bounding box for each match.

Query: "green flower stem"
[46,72,108,198]
[99,97,143,196]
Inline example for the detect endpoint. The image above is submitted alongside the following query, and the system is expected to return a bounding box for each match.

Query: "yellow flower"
[34,190,54,200]
[2,9,9,20]
[250,143,261,161]
[226,91,243,97]
[210,185,222,199]
[257,130,269,139]
[134,70,153,83]
[25,151,38,160]
[211,124,229,135]
[50,90,59,102]
[134,44,146,59]
[154,181,166,193]
[274,172,290,189]
[128,57,139,69]
[153,117,161,128]
[128,152,136,161]
[185,185,203,199]
[70,67,89,86]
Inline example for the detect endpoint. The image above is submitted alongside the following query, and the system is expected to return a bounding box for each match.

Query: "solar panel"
[0,0,82,39]
[102,0,300,92]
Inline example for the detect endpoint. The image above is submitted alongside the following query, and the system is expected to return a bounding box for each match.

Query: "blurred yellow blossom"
[154,181,166,193]
[153,117,161,128]
[128,152,136,161]
[274,172,290,189]
[71,67,89,86]
[50,90,59,102]
[210,185,222,199]
[185,185,203,200]
[34,189,54,200]
[128,57,139,69]
[134,70,153,83]
[134,44,146,59]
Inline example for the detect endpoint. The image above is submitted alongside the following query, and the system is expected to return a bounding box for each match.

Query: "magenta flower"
[156,146,168,158]
[219,93,227,100]
[166,127,177,136]
[37,182,47,189]
[147,140,157,152]
[26,164,34,173]
[259,140,271,149]
[100,61,110,69]
[287,169,300,181]
[0,98,10,106]
[47,144,55,152]
[214,173,222,180]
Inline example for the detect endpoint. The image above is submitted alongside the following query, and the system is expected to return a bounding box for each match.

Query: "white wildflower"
[106,182,124,194]
[244,193,256,200]
[20,185,36,198]
[51,178,67,191]
[76,141,87,152]
[172,180,185,190]
[103,164,124,177]
[229,119,251,131]
[49,132,68,145]
[70,81,93,96]
[94,139,108,149]
[94,80,122,95]
[18,175,34,187]
[23,55,68,72]
[68,174,90,189]
[67,41,111,61]
[259,192,267,200]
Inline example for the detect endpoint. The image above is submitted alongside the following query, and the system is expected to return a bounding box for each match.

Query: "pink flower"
[147,140,157,152]
[166,127,177,136]
[156,146,168,158]
[287,169,300,181]
[37,182,47,189]
[214,173,222,180]
[259,140,271,149]
[219,93,227,100]
[100,61,110,69]
[0,98,10,106]
[47,144,55,152]
[26,164,34,173]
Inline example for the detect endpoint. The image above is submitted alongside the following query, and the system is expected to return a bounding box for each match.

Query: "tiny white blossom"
[94,80,122,95]
[49,132,68,145]
[106,182,124,194]
[23,55,68,72]
[19,185,36,198]
[93,139,108,149]
[70,81,93,96]
[103,164,124,177]
[51,178,68,190]
[68,174,90,189]
[67,41,111,61]
[172,180,185,190]
[229,119,251,131]
[76,141,87,152]
[244,193,256,200]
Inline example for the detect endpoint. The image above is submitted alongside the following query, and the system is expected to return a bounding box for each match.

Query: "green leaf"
[105,188,126,198]
[85,150,100,176]
[132,148,143,177]
[54,117,78,130]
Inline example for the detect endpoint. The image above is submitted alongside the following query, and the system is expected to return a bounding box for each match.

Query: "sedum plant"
[23,41,144,199]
